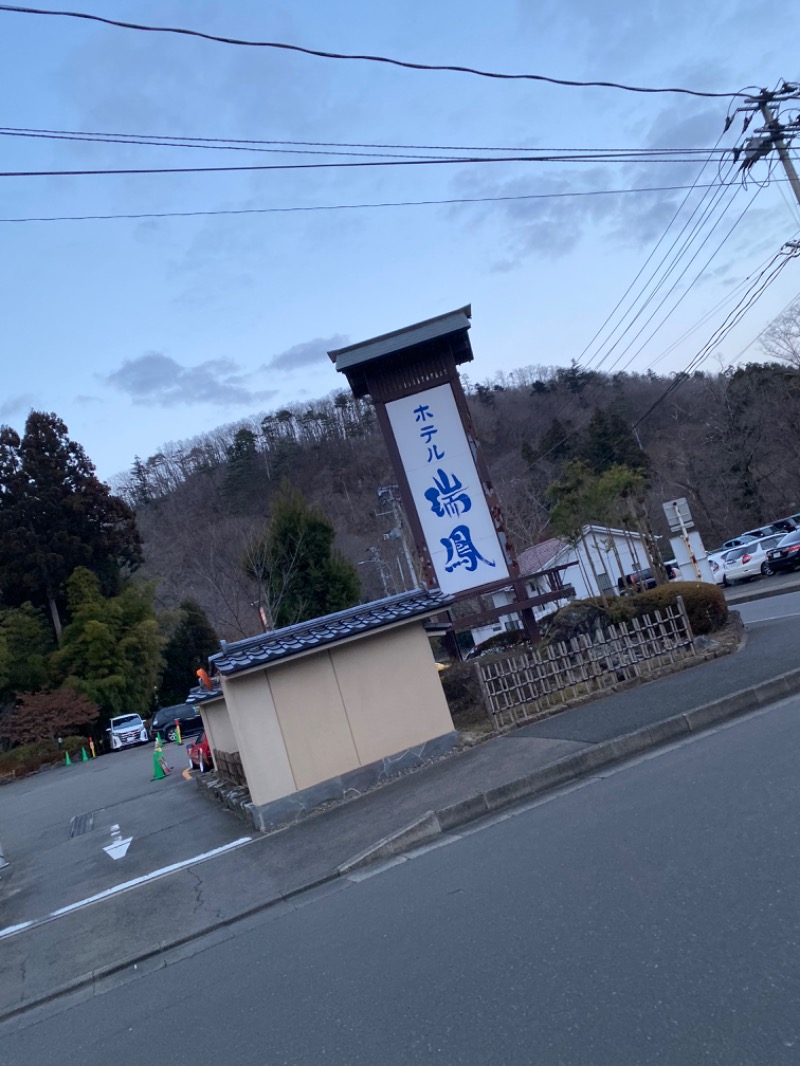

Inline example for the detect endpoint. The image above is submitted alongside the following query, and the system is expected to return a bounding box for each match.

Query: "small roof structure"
[327,306,473,397]
[517,537,566,575]
[202,589,452,679]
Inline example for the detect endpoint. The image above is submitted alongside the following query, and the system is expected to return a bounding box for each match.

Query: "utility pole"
[733,84,800,209]
[758,98,800,209]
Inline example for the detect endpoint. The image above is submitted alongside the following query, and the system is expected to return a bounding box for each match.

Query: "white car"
[707,549,732,585]
[107,714,149,751]
[720,534,784,585]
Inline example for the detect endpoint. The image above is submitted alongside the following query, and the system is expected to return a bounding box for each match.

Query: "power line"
[0,179,770,224]
[631,243,800,428]
[577,132,732,373]
[0,126,735,157]
[603,179,753,375]
[519,237,799,468]
[0,4,748,99]
[0,152,745,179]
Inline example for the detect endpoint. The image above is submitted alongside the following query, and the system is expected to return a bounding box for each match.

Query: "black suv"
[149,703,203,743]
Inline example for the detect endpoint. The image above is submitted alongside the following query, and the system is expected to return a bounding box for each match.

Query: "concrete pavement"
[1,588,800,1022]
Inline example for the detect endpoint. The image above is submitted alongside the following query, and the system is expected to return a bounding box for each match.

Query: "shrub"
[619,581,728,635]
[540,582,728,644]
[0,734,91,779]
[440,660,489,727]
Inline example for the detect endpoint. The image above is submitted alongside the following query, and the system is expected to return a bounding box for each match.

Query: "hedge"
[605,581,728,635]
[0,735,91,780]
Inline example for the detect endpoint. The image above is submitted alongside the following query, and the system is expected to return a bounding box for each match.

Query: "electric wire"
[630,244,800,429]
[0,179,764,224]
[586,168,739,373]
[0,4,749,98]
[0,126,736,158]
[603,180,756,375]
[576,129,731,373]
[0,151,750,179]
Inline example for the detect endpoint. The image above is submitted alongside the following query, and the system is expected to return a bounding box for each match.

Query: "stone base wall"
[196,730,460,833]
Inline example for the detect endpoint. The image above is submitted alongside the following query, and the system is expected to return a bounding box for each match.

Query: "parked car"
[618,568,657,592]
[708,549,732,585]
[617,563,679,593]
[720,534,784,584]
[187,732,212,772]
[766,529,800,574]
[149,703,204,743]
[721,534,759,551]
[107,714,149,751]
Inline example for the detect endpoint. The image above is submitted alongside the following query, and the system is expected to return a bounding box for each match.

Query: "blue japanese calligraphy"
[440,525,496,573]
[413,404,434,422]
[424,469,472,518]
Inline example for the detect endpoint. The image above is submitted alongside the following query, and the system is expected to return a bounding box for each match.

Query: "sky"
[1,0,800,482]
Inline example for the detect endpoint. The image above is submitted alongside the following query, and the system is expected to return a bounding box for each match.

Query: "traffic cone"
[89,738,96,758]
[81,747,88,762]
[64,751,72,766]
[174,720,182,745]
[152,749,167,780]
[154,735,163,754]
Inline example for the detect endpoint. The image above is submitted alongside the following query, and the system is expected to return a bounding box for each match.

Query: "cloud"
[261,334,349,372]
[105,352,277,408]
[0,394,36,419]
[75,394,103,405]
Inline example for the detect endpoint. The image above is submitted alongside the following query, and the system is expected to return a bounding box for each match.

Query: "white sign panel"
[663,497,694,533]
[386,383,509,595]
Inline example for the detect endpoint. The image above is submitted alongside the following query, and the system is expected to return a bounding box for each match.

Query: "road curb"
[338,665,800,872]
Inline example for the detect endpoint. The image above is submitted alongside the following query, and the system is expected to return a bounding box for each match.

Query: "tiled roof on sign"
[210,589,452,677]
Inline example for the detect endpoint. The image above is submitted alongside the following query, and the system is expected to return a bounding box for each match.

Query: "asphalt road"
[736,589,800,625]
[4,689,800,1065]
[0,740,249,924]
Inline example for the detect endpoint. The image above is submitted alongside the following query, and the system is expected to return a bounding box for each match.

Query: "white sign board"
[668,530,714,584]
[386,383,510,595]
[663,497,694,533]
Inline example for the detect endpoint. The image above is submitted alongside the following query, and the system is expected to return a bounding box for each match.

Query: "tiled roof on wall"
[209,589,452,676]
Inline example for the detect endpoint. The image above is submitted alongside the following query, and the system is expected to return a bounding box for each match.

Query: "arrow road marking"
[103,823,133,861]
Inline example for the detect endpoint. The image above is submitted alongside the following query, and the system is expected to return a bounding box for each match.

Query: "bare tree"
[760,297,800,369]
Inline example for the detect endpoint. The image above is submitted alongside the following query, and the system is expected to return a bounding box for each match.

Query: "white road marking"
[0,836,252,942]
[103,823,133,860]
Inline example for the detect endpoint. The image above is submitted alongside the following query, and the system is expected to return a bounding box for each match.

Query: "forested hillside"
[115,360,800,640]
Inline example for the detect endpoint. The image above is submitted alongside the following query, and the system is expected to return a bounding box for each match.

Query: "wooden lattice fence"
[477,597,696,731]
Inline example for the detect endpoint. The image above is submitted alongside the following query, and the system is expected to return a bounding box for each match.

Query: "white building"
[470,525,658,648]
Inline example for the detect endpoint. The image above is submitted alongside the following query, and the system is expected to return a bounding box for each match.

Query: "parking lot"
[0,740,249,931]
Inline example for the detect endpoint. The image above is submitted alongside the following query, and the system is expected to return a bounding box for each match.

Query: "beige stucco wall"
[218,618,454,808]
[329,623,454,766]
[220,669,296,807]
[270,652,358,791]
[199,696,235,766]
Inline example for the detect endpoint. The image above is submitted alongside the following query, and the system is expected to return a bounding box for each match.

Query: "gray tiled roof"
[209,589,452,677]
[186,684,225,707]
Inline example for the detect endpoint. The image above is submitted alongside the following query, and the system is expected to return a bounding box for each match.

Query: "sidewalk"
[2,604,800,1023]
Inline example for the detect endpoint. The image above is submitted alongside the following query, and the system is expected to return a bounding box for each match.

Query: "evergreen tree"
[0,412,142,639]
[579,408,649,475]
[0,603,55,707]
[50,568,163,723]
[222,427,259,506]
[242,481,360,628]
[159,600,219,706]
